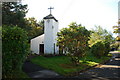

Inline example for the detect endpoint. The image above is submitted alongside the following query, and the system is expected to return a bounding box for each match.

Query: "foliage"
[57,22,90,65]
[113,26,120,33]
[104,41,111,56]
[25,17,44,41]
[90,40,110,58]
[107,53,112,57]
[115,36,120,41]
[89,26,114,47]
[2,2,44,41]
[2,26,29,78]
[110,42,120,50]
[90,41,105,58]
[0,26,1,39]
[2,2,28,29]
[67,53,79,66]
[113,20,120,41]
[113,20,120,34]
[8,70,30,78]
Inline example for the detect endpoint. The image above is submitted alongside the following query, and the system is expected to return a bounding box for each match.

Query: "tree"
[25,17,44,41]
[2,2,28,29]
[2,2,44,41]
[57,22,90,65]
[89,26,114,56]
[89,26,114,47]
[112,20,120,50]
[113,20,120,41]
[91,41,105,58]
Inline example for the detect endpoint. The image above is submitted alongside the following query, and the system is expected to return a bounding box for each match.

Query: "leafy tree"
[112,20,120,50]
[89,26,114,47]
[25,17,44,41]
[113,20,120,41]
[91,41,105,58]
[2,2,28,29]
[2,2,44,41]
[89,26,114,56]
[57,22,90,65]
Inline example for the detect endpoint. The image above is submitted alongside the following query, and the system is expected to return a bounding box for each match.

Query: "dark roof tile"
[43,14,58,22]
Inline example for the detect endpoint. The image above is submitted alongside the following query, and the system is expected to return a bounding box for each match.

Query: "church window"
[47,20,50,23]
[52,26,54,29]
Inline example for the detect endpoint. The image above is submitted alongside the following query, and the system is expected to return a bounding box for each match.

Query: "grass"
[30,54,111,76]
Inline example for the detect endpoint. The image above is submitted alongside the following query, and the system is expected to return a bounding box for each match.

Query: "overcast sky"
[22,0,120,36]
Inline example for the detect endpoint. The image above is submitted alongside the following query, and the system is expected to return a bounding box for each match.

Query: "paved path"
[22,52,120,79]
[75,52,120,79]
[22,61,61,78]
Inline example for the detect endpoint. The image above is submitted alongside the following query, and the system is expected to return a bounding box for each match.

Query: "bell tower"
[43,7,59,54]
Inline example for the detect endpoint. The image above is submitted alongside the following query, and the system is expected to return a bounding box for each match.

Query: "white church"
[30,7,59,55]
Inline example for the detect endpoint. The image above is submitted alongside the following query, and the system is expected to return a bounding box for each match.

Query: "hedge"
[2,26,29,78]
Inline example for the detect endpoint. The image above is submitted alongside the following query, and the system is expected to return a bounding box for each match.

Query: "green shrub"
[91,41,105,58]
[110,42,119,50]
[107,53,112,57]
[2,26,29,78]
[104,41,110,56]
[67,53,80,66]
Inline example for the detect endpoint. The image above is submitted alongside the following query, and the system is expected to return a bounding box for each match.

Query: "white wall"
[30,34,44,54]
[44,19,54,54]
[53,20,59,54]
[44,19,59,54]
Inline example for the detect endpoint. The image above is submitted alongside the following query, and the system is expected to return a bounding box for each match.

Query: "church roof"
[31,34,44,41]
[43,14,58,22]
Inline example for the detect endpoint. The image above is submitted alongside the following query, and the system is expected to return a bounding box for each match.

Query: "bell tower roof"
[43,14,58,22]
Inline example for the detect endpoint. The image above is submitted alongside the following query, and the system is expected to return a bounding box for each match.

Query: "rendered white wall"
[44,19,54,54]
[30,34,44,54]
[44,19,59,54]
[53,20,59,54]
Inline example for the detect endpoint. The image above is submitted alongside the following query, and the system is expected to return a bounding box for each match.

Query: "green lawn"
[30,54,110,76]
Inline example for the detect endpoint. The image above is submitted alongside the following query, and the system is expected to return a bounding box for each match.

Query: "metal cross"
[48,7,54,14]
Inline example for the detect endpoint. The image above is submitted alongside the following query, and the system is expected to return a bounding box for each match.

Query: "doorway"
[39,44,44,55]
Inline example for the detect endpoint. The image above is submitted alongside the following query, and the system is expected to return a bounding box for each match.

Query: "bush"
[104,41,110,56]
[2,26,29,78]
[110,42,120,51]
[91,41,105,58]
[67,53,80,66]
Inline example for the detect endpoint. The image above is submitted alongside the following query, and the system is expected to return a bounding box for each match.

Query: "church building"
[30,7,59,55]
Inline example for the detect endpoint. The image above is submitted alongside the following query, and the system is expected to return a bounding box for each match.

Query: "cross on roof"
[48,7,54,14]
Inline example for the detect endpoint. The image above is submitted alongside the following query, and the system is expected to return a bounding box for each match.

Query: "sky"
[22,0,120,37]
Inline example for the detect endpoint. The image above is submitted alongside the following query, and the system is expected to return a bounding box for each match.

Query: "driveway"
[22,61,61,78]
[75,51,120,79]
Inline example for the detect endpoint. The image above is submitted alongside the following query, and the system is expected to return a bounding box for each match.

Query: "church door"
[39,44,44,55]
